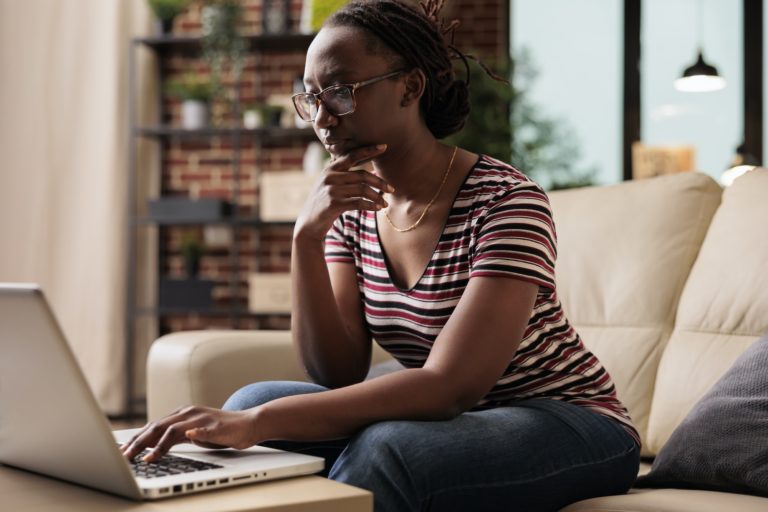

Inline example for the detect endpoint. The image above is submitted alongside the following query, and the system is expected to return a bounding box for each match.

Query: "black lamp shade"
[682,51,721,78]
[675,50,726,92]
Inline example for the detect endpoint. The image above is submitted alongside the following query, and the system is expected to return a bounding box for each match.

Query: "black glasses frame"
[291,70,403,122]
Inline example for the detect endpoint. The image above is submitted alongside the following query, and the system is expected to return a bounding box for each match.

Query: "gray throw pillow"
[636,334,768,497]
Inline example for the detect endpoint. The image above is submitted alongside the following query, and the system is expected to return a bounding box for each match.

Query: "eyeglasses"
[291,70,403,122]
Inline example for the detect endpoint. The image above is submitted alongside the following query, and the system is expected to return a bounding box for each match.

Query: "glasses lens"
[293,94,316,121]
[320,86,354,116]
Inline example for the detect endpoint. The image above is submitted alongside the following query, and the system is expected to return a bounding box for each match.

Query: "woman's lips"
[323,139,349,155]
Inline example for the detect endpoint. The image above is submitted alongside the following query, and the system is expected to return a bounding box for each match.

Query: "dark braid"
[326,0,471,139]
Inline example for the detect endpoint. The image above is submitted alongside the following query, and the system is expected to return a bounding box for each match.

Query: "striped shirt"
[325,154,640,446]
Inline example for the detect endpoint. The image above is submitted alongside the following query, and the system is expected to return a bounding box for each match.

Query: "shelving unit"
[126,32,314,415]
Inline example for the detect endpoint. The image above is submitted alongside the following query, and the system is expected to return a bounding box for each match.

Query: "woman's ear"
[401,68,426,107]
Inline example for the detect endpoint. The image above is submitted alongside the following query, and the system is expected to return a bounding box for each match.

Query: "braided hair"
[326,0,472,139]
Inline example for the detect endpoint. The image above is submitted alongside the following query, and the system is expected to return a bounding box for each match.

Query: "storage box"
[260,171,315,221]
[148,198,231,222]
[632,143,695,180]
[248,273,292,313]
[158,279,216,309]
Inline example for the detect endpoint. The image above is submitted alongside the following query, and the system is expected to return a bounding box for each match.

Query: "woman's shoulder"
[464,154,550,207]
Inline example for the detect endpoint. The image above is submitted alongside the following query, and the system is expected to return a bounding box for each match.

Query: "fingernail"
[387,185,395,193]
[376,144,387,150]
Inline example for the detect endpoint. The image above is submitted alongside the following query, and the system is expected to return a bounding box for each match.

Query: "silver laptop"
[0,283,323,500]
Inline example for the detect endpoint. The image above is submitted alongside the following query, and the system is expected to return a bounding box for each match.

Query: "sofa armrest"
[146,330,304,421]
[146,330,395,421]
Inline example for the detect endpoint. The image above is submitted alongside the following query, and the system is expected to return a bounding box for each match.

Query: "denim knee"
[221,380,328,411]
[330,421,421,512]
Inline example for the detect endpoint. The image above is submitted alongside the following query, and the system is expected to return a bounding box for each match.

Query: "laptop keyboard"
[130,450,223,479]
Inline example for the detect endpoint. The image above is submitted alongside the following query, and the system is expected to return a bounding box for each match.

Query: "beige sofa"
[147,169,768,511]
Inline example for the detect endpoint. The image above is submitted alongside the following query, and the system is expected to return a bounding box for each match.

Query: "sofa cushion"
[548,172,721,455]
[559,487,768,512]
[636,334,768,496]
[646,169,768,454]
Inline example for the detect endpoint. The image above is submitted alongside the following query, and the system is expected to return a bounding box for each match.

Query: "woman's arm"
[290,236,370,388]
[290,144,392,388]
[257,275,538,441]
[124,275,538,461]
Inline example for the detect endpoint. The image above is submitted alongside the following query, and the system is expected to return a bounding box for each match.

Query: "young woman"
[123,1,641,509]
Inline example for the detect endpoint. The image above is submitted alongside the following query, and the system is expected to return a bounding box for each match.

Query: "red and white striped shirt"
[325,154,640,445]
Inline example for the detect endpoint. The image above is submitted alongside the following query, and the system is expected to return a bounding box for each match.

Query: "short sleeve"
[324,214,355,264]
[470,183,557,291]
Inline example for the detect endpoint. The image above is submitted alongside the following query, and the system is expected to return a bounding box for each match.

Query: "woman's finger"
[328,144,387,172]
[121,406,203,460]
[142,419,202,462]
[334,168,395,194]
[332,183,388,209]
[122,421,168,460]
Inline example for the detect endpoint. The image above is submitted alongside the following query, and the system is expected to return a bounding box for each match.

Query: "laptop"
[0,283,324,500]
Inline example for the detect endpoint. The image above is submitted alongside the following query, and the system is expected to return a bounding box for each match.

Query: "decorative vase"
[181,100,208,129]
[263,0,290,34]
[155,17,174,36]
[243,110,262,129]
[184,255,200,278]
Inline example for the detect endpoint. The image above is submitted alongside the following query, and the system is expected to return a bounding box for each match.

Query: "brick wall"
[156,0,507,334]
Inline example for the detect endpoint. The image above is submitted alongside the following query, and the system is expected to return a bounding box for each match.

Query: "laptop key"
[129,450,223,479]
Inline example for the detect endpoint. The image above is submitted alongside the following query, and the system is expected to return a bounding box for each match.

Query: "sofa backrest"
[549,172,721,455]
[645,168,768,455]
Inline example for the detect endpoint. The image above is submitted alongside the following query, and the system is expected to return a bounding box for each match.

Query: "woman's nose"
[313,102,339,129]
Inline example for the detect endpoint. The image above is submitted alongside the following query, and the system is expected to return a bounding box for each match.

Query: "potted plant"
[256,104,284,128]
[242,102,262,129]
[201,0,246,99]
[164,73,213,129]
[160,231,214,307]
[180,231,205,278]
[147,0,190,35]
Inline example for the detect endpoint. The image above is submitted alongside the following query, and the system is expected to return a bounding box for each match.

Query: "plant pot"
[260,108,283,128]
[243,110,263,129]
[184,255,201,278]
[155,17,174,35]
[181,100,208,129]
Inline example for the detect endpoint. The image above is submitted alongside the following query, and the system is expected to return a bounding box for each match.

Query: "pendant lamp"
[674,50,727,92]
[674,1,726,92]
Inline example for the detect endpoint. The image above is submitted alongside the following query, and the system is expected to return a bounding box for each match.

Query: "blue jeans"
[223,381,640,512]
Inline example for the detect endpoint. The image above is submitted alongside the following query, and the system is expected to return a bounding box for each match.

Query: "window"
[511,0,623,186]
[641,0,743,181]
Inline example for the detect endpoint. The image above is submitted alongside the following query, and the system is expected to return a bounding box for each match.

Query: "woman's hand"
[121,405,262,462]
[294,144,393,242]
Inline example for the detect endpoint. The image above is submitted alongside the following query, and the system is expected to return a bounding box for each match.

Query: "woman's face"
[302,25,410,158]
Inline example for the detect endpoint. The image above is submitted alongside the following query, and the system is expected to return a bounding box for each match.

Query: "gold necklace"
[383,146,458,233]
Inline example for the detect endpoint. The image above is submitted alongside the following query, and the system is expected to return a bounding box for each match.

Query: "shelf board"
[136,307,290,318]
[134,125,317,142]
[132,217,295,227]
[133,33,315,54]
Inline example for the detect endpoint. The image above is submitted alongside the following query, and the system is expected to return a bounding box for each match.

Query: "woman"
[123,1,640,510]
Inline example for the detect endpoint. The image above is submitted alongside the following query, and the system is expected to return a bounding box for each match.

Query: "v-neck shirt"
[324,154,640,446]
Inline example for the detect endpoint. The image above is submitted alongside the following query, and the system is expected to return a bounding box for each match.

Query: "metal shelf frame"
[125,32,313,416]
